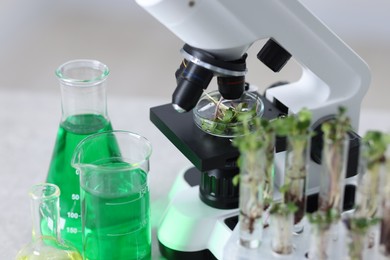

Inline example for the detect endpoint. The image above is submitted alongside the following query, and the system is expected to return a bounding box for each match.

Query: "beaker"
[15,183,82,260]
[46,59,113,251]
[72,130,152,260]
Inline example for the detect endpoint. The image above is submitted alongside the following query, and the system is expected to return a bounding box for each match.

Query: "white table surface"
[1,89,389,259]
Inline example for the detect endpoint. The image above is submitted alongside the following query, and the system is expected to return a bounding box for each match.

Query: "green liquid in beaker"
[81,168,151,260]
[46,114,113,251]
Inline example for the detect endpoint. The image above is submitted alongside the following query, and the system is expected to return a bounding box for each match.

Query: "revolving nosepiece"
[171,44,248,113]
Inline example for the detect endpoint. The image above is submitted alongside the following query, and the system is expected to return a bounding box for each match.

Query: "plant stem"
[284,135,308,225]
[239,150,265,248]
[203,90,229,110]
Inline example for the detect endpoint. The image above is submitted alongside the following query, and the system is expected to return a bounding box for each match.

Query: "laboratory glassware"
[72,130,152,260]
[238,148,266,249]
[193,90,264,138]
[15,183,82,260]
[270,209,294,255]
[46,59,113,251]
[283,133,310,234]
[380,144,390,256]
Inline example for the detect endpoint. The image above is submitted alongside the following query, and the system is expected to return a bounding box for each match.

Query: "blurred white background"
[0,0,389,109]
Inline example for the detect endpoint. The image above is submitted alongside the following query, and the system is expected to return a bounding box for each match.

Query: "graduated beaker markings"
[71,129,152,259]
[67,227,78,234]
[67,212,80,219]
[71,194,80,200]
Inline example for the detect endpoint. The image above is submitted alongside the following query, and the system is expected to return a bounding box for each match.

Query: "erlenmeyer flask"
[15,183,82,260]
[46,59,113,251]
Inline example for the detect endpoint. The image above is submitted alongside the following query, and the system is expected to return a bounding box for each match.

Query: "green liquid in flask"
[81,167,151,260]
[46,114,113,251]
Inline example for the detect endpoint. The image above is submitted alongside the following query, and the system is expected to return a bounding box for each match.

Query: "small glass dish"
[193,90,264,138]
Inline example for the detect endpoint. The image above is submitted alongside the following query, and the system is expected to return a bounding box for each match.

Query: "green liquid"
[81,167,151,260]
[46,114,113,251]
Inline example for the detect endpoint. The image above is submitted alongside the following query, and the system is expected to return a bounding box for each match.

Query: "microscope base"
[157,167,238,260]
[158,241,217,260]
[158,166,358,260]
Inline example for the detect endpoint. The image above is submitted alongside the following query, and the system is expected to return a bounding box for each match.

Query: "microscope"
[136,0,371,259]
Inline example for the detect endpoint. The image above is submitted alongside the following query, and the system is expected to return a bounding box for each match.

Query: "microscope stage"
[149,93,284,171]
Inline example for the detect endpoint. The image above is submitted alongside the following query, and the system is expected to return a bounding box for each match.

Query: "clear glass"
[345,225,370,260]
[379,145,390,256]
[380,207,390,257]
[57,59,110,121]
[355,143,383,219]
[318,137,349,215]
[271,212,294,255]
[238,148,266,248]
[46,59,113,251]
[193,90,264,138]
[283,134,310,234]
[72,130,152,260]
[355,143,385,250]
[308,223,332,260]
[264,134,275,211]
[15,183,82,259]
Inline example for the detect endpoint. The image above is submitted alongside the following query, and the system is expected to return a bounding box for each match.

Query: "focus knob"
[199,167,239,209]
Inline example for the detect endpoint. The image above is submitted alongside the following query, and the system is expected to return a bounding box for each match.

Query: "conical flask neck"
[57,60,110,122]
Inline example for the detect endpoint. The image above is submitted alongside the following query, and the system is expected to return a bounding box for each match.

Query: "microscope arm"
[136,0,371,130]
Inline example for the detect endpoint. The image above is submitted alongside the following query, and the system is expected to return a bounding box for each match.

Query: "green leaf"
[279,184,290,195]
[270,201,298,215]
[221,108,234,123]
[362,130,389,169]
[232,174,240,186]
[345,217,381,234]
[273,108,312,137]
[201,94,260,136]
[321,106,351,142]
[307,208,340,227]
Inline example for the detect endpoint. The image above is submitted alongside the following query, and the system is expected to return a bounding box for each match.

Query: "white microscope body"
[136,0,371,259]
